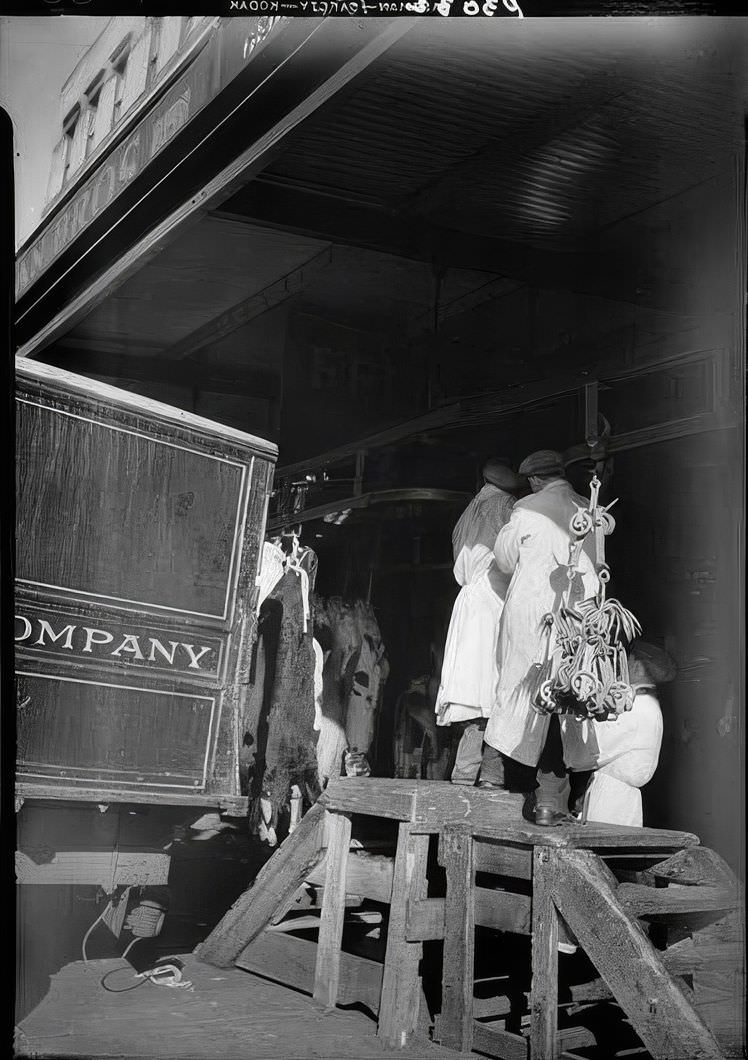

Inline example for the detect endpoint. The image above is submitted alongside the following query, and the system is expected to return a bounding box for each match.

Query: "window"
[109,38,131,127]
[62,105,80,182]
[83,75,103,159]
[146,20,161,89]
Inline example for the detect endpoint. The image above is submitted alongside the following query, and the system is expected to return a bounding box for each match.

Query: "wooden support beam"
[641,847,737,888]
[15,850,169,887]
[196,799,326,968]
[313,812,352,1008]
[377,823,430,1049]
[475,840,533,881]
[571,937,745,1003]
[692,911,746,1057]
[434,827,476,1053]
[406,888,532,941]
[617,883,738,917]
[471,1022,528,1060]
[473,995,512,1019]
[530,847,560,1060]
[552,849,724,1060]
[306,850,394,905]
[236,930,383,1014]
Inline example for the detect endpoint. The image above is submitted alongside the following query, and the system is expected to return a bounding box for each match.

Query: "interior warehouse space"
[3,13,746,1060]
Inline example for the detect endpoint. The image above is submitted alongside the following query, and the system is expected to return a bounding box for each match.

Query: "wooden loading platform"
[198,779,745,1060]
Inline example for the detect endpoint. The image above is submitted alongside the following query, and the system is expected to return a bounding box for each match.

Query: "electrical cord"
[81,900,114,972]
[98,936,147,993]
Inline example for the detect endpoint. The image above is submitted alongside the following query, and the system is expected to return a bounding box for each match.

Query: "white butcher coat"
[436,484,515,726]
[484,479,599,765]
[562,690,663,827]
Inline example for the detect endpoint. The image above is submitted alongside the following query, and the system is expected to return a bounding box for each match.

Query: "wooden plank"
[313,812,352,1008]
[530,847,560,1060]
[475,840,533,881]
[307,850,394,904]
[571,938,744,1002]
[693,912,746,1057]
[407,888,531,941]
[236,931,383,1014]
[15,850,170,887]
[552,849,724,1060]
[377,824,430,1049]
[473,996,511,1019]
[618,883,738,917]
[197,800,326,968]
[642,847,737,887]
[322,779,699,850]
[472,1022,528,1060]
[434,827,475,1053]
[322,778,419,821]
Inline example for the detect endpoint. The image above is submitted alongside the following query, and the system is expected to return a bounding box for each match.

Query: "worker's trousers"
[479,715,591,814]
[451,718,487,785]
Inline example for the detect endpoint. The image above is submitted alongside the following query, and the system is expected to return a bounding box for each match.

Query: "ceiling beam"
[213,177,579,278]
[213,176,712,314]
[163,245,333,361]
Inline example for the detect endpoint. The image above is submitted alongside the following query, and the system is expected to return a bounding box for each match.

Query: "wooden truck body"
[15,358,277,816]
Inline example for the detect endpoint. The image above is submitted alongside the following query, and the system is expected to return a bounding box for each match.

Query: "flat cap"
[629,641,677,685]
[518,449,565,477]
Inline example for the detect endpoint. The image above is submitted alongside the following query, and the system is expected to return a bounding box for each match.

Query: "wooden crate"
[15,358,276,814]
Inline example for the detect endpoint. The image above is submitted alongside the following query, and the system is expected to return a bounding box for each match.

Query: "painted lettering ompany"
[15,615,215,671]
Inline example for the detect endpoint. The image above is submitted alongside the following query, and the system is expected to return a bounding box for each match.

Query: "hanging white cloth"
[563,690,664,827]
[285,533,311,633]
[312,637,325,734]
[256,541,286,612]
[484,480,599,766]
[436,485,515,726]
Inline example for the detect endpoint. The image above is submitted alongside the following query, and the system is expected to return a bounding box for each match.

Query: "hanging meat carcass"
[241,540,321,844]
[313,597,389,786]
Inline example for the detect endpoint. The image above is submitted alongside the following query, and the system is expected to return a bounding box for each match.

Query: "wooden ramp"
[198,780,745,1060]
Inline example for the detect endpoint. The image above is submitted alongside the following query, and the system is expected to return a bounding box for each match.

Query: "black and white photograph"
[1,6,746,1060]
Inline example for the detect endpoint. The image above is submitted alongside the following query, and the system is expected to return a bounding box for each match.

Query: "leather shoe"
[534,805,576,828]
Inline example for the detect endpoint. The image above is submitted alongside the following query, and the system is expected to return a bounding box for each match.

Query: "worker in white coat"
[562,642,676,826]
[481,450,600,822]
[436,459,525,785]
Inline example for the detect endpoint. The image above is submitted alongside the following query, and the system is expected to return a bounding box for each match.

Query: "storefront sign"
[15,610,221,676]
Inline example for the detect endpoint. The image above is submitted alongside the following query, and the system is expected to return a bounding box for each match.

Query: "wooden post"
[552,849,724,1060]
[434,825,475,1053]
[377,823,430,1049]
[313,811,352,1008]
[530,846,560,1060]
[197,800,326,968]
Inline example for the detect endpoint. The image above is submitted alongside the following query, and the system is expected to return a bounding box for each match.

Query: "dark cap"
[629,642,677,685]
[518,450,565,477]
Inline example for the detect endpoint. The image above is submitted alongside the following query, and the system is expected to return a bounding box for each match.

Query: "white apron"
[563,691,663,827]
[436,485,514,726]
[484,480,598,766]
